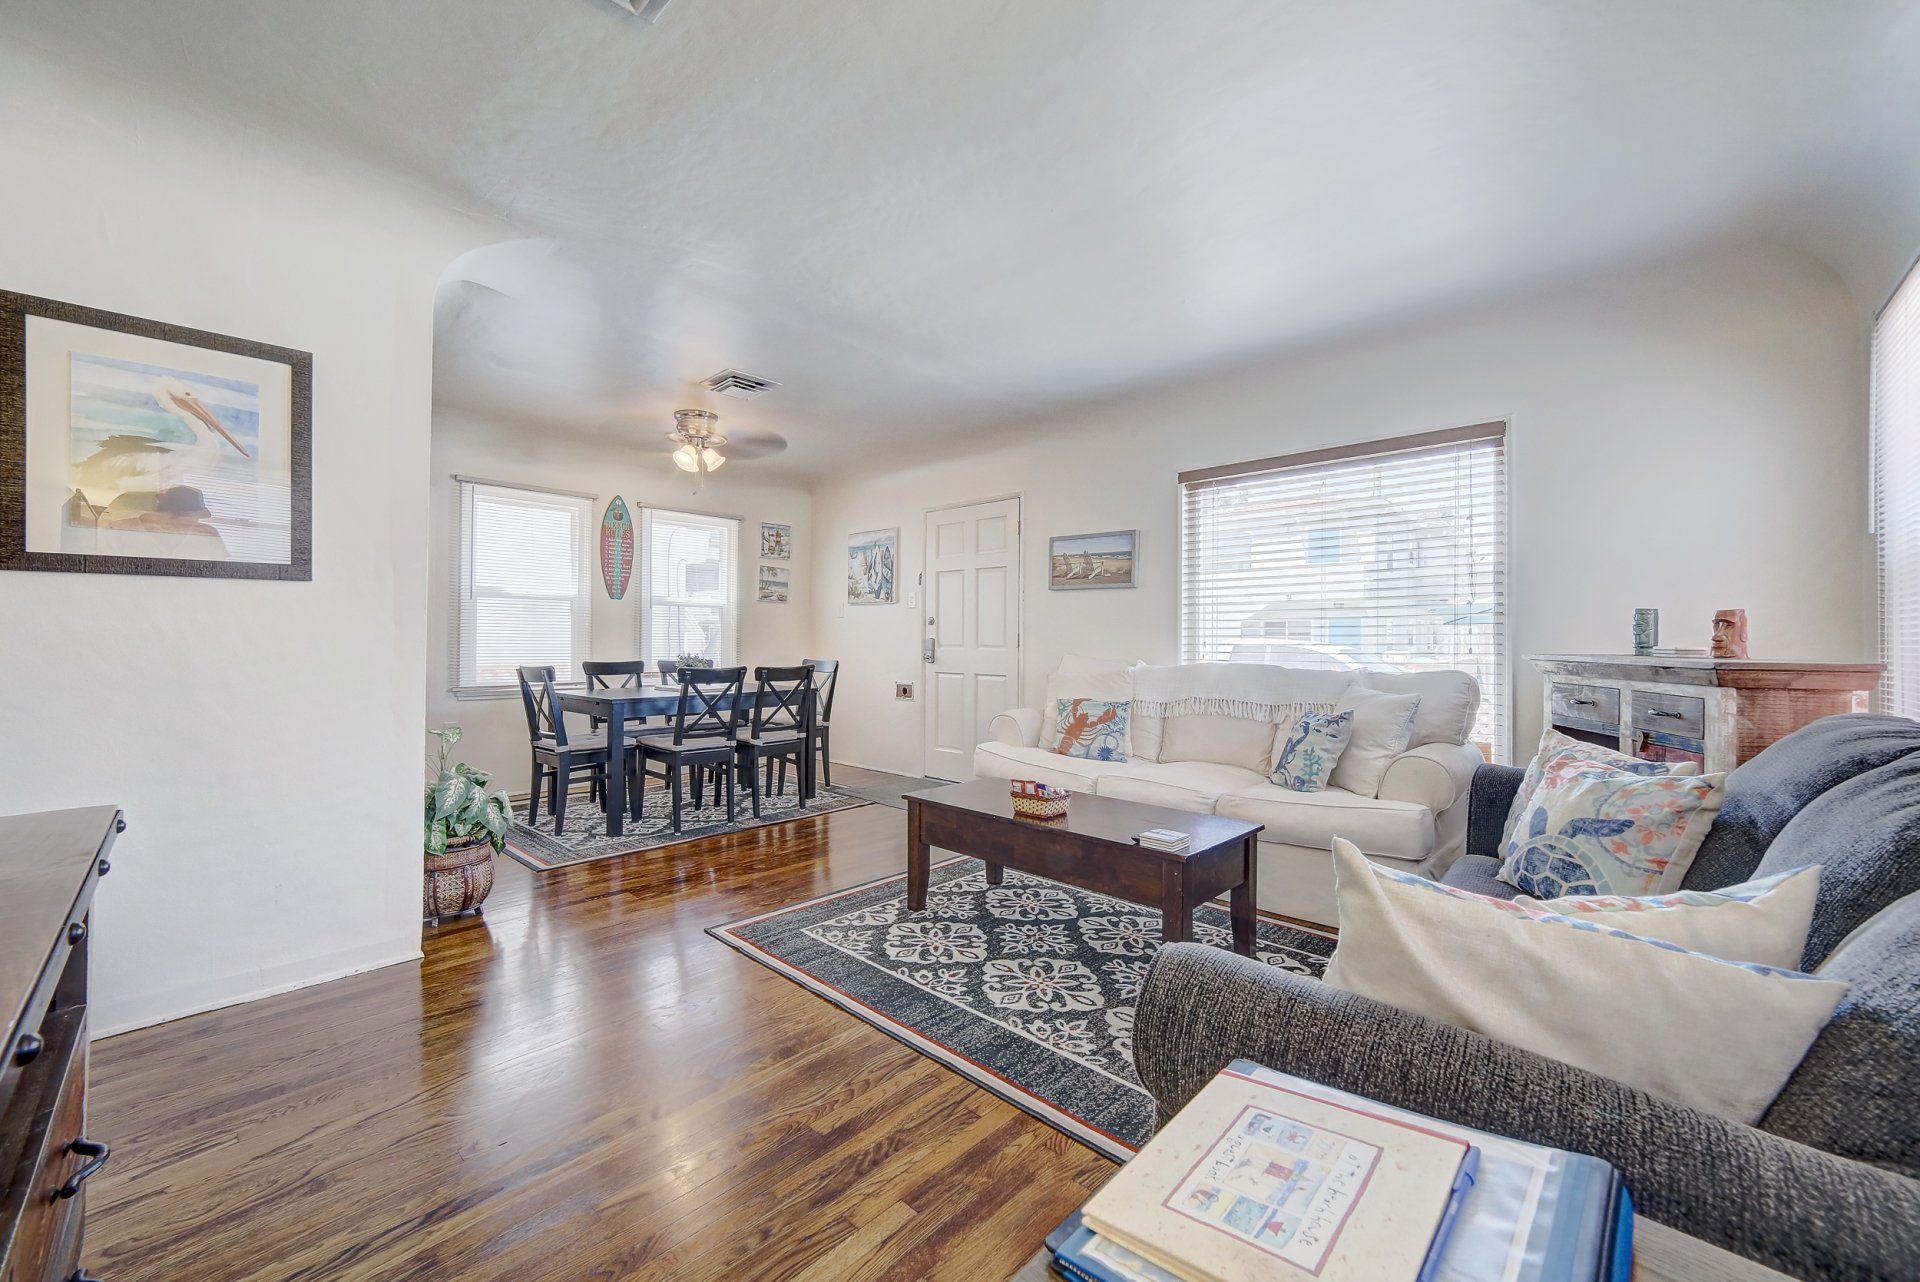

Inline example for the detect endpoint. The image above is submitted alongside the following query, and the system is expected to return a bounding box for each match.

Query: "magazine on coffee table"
[1081,1065,1479,1282]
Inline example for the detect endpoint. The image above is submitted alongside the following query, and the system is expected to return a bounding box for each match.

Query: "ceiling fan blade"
[722,428,789,461]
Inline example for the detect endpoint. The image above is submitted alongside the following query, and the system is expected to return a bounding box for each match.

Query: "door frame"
[921,492,1025,779]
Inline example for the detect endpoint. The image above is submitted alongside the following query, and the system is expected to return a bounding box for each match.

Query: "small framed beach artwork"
[1050,529,1136,590]
[847,527,898,605]
[760,521,791,560]
[758,565,790,603]
[0,290,312,579]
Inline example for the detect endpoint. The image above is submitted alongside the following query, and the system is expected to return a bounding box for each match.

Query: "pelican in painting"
[72,375,251,497]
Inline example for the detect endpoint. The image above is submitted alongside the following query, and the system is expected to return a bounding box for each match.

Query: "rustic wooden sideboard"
[1528,654,1884,774]
[0,807,121,1282]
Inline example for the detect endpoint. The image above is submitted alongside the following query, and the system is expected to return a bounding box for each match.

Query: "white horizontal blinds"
[455,481,593,692]
[1180,427,1510,762]
[640,508,739,666]
[1874,258,1920,719]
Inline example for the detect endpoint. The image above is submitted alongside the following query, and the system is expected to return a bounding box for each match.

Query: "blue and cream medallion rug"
[709,859,1335,1159]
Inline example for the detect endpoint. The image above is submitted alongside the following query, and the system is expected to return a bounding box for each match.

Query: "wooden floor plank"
[87,770,1114,1280]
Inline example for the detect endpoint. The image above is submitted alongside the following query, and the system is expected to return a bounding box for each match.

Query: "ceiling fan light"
[672,444,699,472]
[701,446,726,471]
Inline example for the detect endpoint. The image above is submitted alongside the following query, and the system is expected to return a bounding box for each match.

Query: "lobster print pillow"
[1498,754,1726,898]
[1048,698,1131,761]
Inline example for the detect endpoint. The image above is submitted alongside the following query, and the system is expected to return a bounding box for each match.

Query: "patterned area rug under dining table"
[503,784,871,871]
[710,858,1335,1158]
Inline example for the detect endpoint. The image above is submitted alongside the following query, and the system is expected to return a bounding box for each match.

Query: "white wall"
[426,412,815,790]
[0,46,490,1034]
[810,244,1873,776]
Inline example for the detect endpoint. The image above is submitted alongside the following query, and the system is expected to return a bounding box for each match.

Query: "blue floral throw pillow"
[1049,698,1130,761]
[1271,710,1354,792]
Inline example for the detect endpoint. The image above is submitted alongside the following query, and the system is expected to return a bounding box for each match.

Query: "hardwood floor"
[86,771,1115,1280]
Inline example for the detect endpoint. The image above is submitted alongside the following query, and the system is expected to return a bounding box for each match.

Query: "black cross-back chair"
[734,666,815,818]
[802,658,839,790]
[582,660,653,739]
[518,665,631,836]
[634,666,747,832]
[656,659,680,683]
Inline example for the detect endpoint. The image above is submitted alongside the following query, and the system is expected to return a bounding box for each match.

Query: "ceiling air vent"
[702,369,781,400]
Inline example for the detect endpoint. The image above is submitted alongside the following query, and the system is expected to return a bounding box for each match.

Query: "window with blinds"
[452,480,593,696]
[640,507,739,666]
[1874,257,1920,719]
[1179,423,1510,761]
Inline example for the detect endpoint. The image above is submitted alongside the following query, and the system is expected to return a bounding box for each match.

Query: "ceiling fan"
[667,408,788,480]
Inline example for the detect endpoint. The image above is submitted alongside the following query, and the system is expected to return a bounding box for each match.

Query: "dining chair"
[801,658,839,790]
[582,660,652,739]
[734,666,815,818]
[656,659,680,683]
[517,665,629,836]
[633,666,746,832]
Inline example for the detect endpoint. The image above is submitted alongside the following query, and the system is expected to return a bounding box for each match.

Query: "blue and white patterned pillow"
[1271,710,1354,792]
[1498,756,1725,898]
[1048,698,1130,761]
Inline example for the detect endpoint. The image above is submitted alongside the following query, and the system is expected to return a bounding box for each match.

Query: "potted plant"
[423,726,512,925]
[676,652,715,669]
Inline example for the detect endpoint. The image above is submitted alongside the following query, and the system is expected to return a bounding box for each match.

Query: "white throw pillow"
[1043,666,1135,759]
[1325,686,1422,798]
[1502,729,1700,851]
[1323,839,1847,1123]
[1515,867,1820,970]
[1362,670,1478,747]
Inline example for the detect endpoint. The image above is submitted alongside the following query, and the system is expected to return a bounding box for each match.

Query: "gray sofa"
[1132,714,1920,1281]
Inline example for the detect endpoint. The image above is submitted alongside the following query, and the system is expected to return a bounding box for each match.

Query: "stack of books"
[1045,1060,1630,1282]
[1133,828,1191,854]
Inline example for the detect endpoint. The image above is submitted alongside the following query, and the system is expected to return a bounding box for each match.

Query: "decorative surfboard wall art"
[600,496,634,600]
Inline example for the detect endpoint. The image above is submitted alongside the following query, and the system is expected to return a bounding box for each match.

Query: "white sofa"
[972,661,1485,926]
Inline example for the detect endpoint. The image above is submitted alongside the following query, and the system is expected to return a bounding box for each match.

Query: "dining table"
[556,682,816,837]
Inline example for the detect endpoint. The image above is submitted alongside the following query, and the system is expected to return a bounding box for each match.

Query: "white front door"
[922,497,1022,780]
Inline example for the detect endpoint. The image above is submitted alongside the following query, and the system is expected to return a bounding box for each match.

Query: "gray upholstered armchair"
[1131,715,1920,1282]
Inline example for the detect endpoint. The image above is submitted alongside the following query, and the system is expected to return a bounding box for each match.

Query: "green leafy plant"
[424,726,512,856]
[676,652,715,668]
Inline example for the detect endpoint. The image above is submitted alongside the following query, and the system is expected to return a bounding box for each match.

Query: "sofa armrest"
[987,707,1043,748]
[1465,763,1525,858]
[1376,741,1483,811]
[1132,943,1920,1282]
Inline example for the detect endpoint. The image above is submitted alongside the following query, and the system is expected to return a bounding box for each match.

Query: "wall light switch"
[894,682,915,701]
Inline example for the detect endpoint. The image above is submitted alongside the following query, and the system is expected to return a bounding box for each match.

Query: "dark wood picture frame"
[0,289,312,580]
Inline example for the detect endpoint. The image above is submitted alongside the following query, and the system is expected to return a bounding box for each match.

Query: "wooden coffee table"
[905,779,1262,955]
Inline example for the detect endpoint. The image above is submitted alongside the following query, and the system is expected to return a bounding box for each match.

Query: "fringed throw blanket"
[1130,662,1353,723]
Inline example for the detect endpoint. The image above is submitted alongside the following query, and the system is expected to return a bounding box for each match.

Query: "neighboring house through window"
[640,507,739,666]
[451,478,593,696]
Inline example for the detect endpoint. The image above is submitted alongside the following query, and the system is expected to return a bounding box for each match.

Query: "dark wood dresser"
[0,808,121,1282]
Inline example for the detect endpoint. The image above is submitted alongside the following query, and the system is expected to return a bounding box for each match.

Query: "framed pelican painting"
[0,290,312,580]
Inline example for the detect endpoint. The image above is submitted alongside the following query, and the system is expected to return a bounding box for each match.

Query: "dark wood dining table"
[557,684,816,837]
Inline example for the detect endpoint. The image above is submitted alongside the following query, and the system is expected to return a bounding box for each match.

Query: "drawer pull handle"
[1649,709,1686,719]
[56,1138,110,1199]
[12,1032,43,1066]
[68,921,87,945]
[1569,697,1596,706]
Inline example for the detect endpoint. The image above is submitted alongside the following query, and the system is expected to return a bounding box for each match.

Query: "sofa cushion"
[1762,891,1920,1179]
[1440,853,1519,900]
[973,741,1142,793]
[1094,760,1267,813]
[1686,713,1920,891]
[1753,750,1920,969]
[1156,713,1278,773]
[1215,784,1436,861]
[1360,669,1479,747]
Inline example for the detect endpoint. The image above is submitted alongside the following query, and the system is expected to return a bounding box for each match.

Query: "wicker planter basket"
[424,834,495,924]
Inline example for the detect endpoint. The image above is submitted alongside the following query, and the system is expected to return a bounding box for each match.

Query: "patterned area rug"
[710,859,1335,1158]
[503,785,871,871]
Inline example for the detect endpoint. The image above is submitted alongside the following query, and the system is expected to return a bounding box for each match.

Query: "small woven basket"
[1009,779,1070,820]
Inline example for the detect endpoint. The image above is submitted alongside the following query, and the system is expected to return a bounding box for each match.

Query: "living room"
[1,3,1916,1281]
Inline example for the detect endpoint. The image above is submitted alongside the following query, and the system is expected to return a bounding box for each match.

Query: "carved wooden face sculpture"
[1711,609,1749,659]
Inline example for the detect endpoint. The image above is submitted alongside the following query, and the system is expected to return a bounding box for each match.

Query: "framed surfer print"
[0,290,313,579]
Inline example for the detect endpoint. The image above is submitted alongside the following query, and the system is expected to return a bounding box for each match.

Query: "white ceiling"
[11,1,1920,476]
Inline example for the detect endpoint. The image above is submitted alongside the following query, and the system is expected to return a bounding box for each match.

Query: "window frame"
[638,506,740,668]
[1874,253,1920,719]
[1178,422,1511,762]
[448,477,594,700]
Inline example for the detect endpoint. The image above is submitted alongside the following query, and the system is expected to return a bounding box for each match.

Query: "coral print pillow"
[1048,698,1130,761]
[1498,755,1726,898]
[1501,729,1700,851]
[1271,710,1355,792]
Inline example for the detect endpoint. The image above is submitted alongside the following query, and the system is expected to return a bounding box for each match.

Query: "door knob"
[923,639,936,663]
